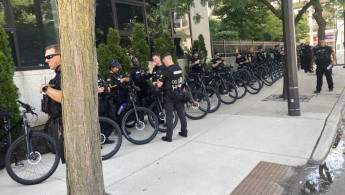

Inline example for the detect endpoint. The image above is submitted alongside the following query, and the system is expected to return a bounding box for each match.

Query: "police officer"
[105,60,129,120]
[301,42,313,73]
[247,47,256,64]
[256,45,267,63]
[155,53,187,142]
[149,54,166,82]
[129,57,150,107]
[273,44,284,62]
[189,49,203,74]
[39,44,64,163]
[235,53,248,68]
[311,39,335,93]
[211,51,226,72]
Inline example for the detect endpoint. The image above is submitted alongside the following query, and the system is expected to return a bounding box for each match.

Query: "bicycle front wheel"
[5,131,59,185]
[185,90,210,120]
[121,107,159,145]
[99,117,122,160]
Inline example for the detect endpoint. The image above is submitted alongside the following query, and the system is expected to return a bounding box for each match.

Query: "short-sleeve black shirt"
[159,64,183,92]
[150,65,166,82]
[189,57,203,73]
[235,56,247,67]
[211,57,224,72]
[129,66,148,87]
[105,72,125,95]
[313,46,333,66]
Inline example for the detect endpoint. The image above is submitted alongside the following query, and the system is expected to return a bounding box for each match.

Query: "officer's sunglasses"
[45,53,60,60]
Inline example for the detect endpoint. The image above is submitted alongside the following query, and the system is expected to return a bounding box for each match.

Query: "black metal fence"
[211,40,284,57]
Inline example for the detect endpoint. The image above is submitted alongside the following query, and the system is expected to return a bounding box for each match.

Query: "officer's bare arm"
[156,80,163,88]
[331,52,336,65]
[40,85,62,103]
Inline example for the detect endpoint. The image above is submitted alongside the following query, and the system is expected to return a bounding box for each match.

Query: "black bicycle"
[2,100,59,185]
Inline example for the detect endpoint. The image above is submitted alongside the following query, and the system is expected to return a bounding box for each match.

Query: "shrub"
[130,23,150,70]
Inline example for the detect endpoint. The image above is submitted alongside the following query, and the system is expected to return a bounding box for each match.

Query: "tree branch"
[294,2,312,26]
[257,0,281,19]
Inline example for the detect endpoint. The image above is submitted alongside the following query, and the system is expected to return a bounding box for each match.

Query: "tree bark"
[56,0,105,194]
[311,0,326,39]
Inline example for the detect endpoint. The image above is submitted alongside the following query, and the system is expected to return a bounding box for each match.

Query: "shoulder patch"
[107,79,111,81]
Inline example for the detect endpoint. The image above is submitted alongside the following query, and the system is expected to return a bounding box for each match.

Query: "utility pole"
[282,0,301,116]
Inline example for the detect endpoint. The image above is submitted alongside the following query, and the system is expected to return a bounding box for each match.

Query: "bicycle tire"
[0,150,5,169]
[121,107,159,145]
[245,74,262,94]
[205,86,221,113]
[5,131,59,185]
[219,81,238,104]
[99,117,122,160]
[185,90,210,120]
[233,78,247,99]
[148,102,178,132]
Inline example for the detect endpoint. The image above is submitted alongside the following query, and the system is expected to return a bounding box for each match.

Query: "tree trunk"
[56,0,105,194]
[312,0,326,39]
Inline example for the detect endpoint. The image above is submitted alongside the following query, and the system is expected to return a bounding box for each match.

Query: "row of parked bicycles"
[0,58,283,185]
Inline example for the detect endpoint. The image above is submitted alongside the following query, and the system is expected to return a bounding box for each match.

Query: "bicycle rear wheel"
[5,131,59,185]
[121,107,159,145]
[148,102,178,132]
[219,81,238,104]
[99,117,122,160]
[185,90,210,120]
[205,86,221,113]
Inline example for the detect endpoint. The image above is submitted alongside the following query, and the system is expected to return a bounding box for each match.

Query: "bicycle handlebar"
[17,100,37,116]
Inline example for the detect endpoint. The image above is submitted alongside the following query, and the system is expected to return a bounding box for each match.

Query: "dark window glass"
[6,31,18,67]
[95,0,114,46]
[172,13,190,36]
[116,3,144,31]
[174,37,191,58]
[0,1,6,25]
[11,0,58,68]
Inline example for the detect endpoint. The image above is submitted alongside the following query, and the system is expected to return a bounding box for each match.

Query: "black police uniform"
[159,64,187,141]
[149,65,166,82]
[247,51,256,64]
[235,56,247,68]
[105,72,127,120]
[273,49,282,61]
[313,45,334,92]
[44,65,65,163]
[189,57,203,74]
[129,66,150,106]
[98,74,109,117]
[301,44,312,72]
[211,57,225,72]
[256,51,267,63]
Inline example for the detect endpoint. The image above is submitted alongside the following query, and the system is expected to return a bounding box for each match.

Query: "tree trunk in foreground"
[56,0,105,194]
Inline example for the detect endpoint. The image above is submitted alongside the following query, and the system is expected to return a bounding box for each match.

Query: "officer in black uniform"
[211,51,226,72]
[273,44,284,62]
[105,60,129,120]
[155,53,187,142]
[40,44,65,163]
[189,49,203,74]
[256,45,267,63]
[247,47,256,64]
[149,54,166,82]
[129,57,150,107]
[301,42,313,73]
[311,39,335,93]
[235,53,248,68]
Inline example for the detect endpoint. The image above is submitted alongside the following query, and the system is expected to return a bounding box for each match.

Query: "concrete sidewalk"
[1,66,344,195]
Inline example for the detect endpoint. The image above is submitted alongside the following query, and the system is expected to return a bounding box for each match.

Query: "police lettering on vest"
[159,65,183,92]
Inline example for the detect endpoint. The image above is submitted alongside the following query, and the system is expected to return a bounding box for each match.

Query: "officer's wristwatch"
[42,85,48,93]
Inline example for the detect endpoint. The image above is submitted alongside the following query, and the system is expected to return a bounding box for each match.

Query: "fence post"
[240,40,242,53]
[223,39,226,57]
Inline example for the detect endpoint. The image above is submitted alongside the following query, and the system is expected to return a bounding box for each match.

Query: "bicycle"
[2,100,59,185]
[44,116,123,161]
[183,82,211,120]
[147,86,178,133]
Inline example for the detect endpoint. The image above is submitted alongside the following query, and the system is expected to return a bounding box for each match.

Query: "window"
[95,0,114,45]
[115,2,144,33]
[10,0,59,69]
[0,1,6,25]
[171,12,192,58]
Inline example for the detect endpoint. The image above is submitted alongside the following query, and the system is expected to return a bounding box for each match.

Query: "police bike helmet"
[192,48,198,54]
[275,44,280,48]
[109,60,122,69]
[258,45,265,50]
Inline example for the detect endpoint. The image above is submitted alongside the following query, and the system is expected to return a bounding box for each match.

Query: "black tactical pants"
[164,91,187,140]
[316,65,334,91]
[49,117,65,164]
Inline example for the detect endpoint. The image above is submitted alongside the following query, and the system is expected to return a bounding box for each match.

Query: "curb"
[308,88,345,164]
